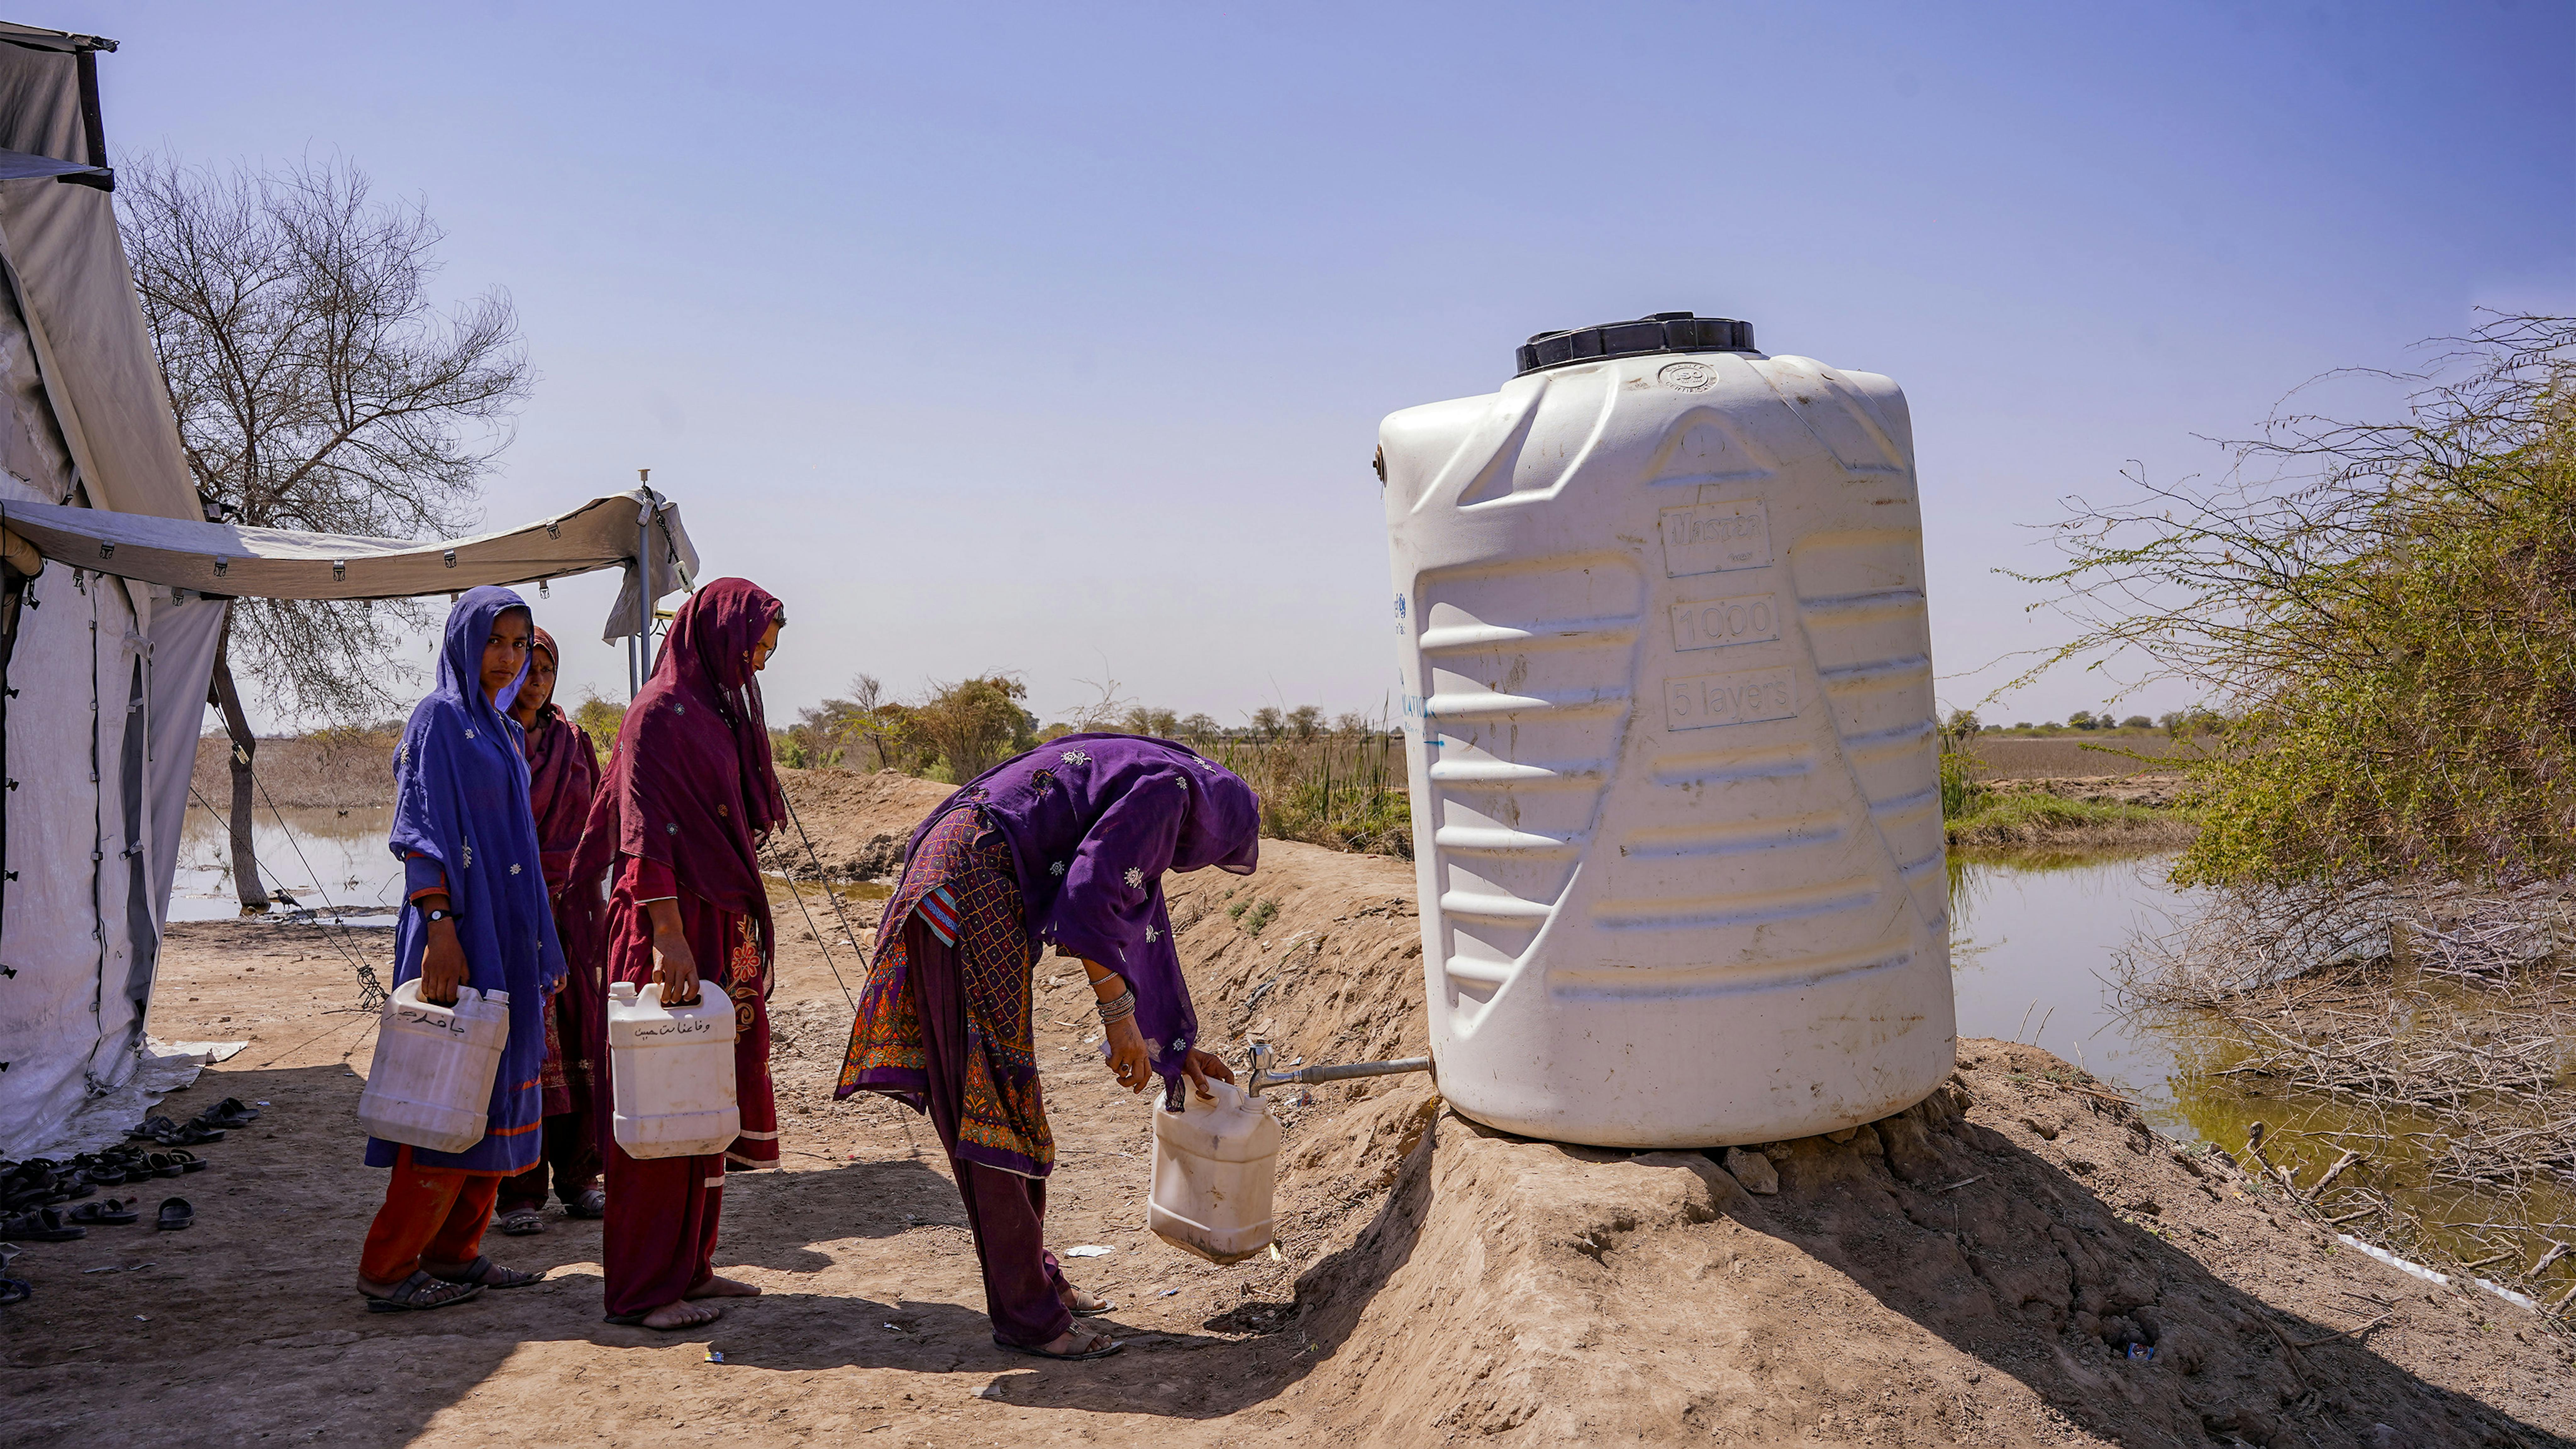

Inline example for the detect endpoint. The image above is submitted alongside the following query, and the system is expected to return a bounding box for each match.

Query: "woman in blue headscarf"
[354,586,567,1313]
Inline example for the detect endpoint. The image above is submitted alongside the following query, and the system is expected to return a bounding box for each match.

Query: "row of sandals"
[0,1097,255,1307]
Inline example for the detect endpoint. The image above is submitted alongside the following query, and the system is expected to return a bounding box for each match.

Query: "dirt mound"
[1989,775,2194,810]
[1278,1044,2570,1446]
[762,768,954,880]
[23,777,2564,1446]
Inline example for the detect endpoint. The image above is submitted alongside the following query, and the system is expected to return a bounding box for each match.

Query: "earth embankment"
[38,756,2559,1445]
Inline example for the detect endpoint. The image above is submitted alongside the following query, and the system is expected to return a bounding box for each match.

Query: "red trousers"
[360,1147,501,1283]
[602,1145,724,1317]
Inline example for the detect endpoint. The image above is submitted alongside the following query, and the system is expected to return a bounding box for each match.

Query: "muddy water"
[1946,848,2198,1126]
[1950,847,2573,1299]
[173,802,403,922]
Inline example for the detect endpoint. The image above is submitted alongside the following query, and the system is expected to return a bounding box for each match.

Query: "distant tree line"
[768,676,1396,785]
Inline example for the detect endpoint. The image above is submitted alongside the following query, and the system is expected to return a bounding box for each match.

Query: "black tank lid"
[1514,311,1755,376]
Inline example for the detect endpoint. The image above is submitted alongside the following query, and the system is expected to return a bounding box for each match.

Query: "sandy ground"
[6,770,2570,1446]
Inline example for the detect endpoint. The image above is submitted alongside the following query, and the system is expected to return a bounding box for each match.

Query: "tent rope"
[774,788,867,1015]
[247,767,390,1011]
[187,781,386,1012]
[773,785,924,1159]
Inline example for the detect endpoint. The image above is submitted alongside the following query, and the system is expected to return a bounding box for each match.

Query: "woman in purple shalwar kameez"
[838,733,1260,1360]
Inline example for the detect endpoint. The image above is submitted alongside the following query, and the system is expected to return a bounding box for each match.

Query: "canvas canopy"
[0,20,697,1154]
[0,487,700,642]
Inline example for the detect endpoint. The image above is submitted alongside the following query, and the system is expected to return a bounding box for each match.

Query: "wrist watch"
[423,907,458,925]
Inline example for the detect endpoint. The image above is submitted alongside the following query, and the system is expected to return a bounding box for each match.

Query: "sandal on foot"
[429,1255,545,1289]
[68,1198,137,1226]
[362,1269,482,1313]
[1,1208,86,1242]
[564,1186,606,1220]
[994,1329,1121,1361]
[154,1198,193,1231]
[494,1207,546,1236]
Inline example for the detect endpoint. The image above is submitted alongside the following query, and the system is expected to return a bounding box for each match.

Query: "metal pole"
[635,469,655,694]
[1241,1042,1433,1098]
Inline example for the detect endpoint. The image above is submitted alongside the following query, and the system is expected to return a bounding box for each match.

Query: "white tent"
[0,21,697,1156]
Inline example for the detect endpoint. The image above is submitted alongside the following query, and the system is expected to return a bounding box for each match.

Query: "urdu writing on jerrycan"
[1375,312,1956,1149]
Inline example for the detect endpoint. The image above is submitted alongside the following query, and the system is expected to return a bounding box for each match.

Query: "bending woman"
[356,586,562,1312]
[837,733,1260,1360]
[570,578,786,1330]
[493,625,607,1233]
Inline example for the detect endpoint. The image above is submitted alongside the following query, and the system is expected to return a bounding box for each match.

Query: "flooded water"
[1946,849,2200,1132]
[1949,847,2573,1294]
[172,802,405,923]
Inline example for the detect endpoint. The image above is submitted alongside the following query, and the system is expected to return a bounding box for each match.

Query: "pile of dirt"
[1988,774,2194,811]
[1280,1050,2572,1445]
[11,776,2568,1446]
[760,768,954,880]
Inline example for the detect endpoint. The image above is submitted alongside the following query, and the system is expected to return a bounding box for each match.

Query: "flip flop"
[564,1186,606,1220]
[362,1269,482,1314]
[993,1330,1122,1361]
[494,1207,546,1236]
[164,1150,210,1175]
[68,1198,137,1225]
[195,1098,260,1129]
[429,1255,545,1289]
[154,1198,193,1231]
[2,1208,86,1242]
[142,1153,184,1180]
[127,1115,178,1142]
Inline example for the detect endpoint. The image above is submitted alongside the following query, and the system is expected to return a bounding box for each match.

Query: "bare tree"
[120,155,530,907]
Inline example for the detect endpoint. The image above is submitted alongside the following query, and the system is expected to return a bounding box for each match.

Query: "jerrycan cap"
[1514,311,1756,376]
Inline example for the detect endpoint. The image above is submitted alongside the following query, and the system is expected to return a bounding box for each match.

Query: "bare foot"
[1062,1284,1114,1314]
[640,1298,722,1330]
[684,1274,762,1300]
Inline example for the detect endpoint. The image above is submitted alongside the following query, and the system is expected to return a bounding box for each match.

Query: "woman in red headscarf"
[568,578,786,1330]
[492,625,608,1233]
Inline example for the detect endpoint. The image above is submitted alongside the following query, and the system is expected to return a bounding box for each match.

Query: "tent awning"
[0,488,699,639]
[0,145,102,181]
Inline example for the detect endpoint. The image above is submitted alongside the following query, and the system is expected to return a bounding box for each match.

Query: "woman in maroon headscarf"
[568,578,786,1331]
[492,625,607,1234]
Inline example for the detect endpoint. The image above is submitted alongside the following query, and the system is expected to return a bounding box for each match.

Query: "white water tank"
[357,979,512,1154]
[1379,312,1955,1149]
[606,981,741,1159]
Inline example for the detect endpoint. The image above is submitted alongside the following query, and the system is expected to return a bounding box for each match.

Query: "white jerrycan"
[1380,312,1956,1149]
[356,978,511,1154]
[605,980,741,1159]
[1149,1080,1284,1265]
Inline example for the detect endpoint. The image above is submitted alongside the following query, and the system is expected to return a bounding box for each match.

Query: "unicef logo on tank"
[1657,359,1718,392]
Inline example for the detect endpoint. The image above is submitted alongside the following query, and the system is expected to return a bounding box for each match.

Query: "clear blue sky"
[49,0,2576,730]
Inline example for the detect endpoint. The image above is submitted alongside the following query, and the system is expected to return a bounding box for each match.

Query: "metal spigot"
[1242,1041,1434,1098]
